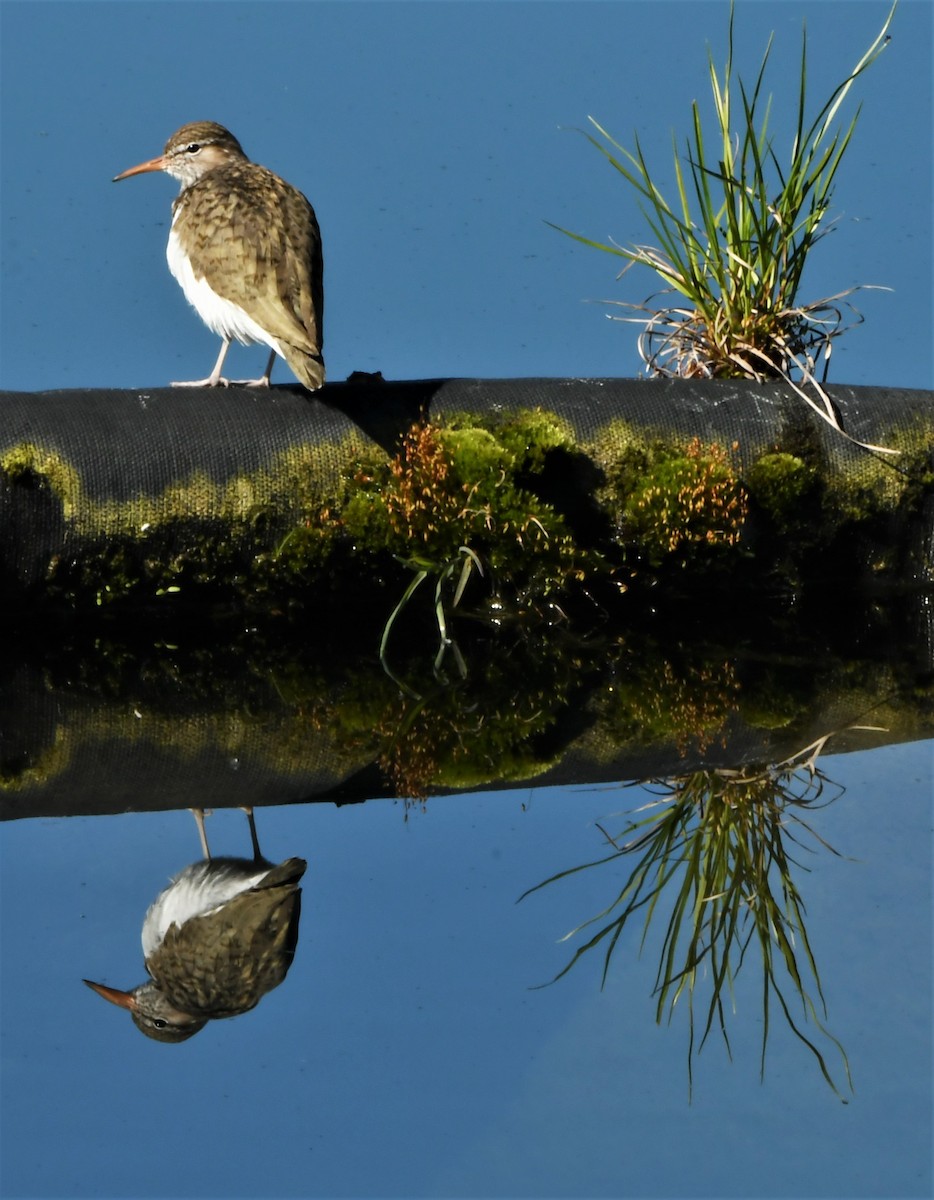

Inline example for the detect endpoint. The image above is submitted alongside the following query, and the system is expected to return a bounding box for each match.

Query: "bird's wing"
[176,163,323,355]
[151,885,303,1018]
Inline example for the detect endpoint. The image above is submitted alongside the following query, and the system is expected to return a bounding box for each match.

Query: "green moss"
[1,443,83,520]
[325,412,593,599]
[585,427,749,568]
[626,441,748,565]
[440,426,511,478]
[745,452,818,519]
[598,647,743,755]
[2,433,369,544]
[739,688,806,730]
[0,726,72,791]
[2,431,378,607]
[84,435,369,539]
[322,629,577,798]
[7,403,931,612]
[444,407,577,472]
[824,422,934,524]
[585,418,655,504]
[0,690,368,794]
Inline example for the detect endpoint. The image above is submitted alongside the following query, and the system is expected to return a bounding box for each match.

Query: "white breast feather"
[141,861,272,958]
[166,224,284,355]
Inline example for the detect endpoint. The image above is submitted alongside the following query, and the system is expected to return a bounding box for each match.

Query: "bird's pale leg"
[229,349,277,388]
[172,337,233,388]
[190,808,212,859]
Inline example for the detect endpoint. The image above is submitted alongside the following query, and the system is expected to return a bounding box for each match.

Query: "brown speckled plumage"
[115,121,324,391]
[84,808,307,1043]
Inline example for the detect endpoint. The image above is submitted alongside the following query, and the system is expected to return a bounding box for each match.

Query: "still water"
[1,740,931,1198]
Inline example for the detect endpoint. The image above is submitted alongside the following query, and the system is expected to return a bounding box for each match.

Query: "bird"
[113,121,324,391]
[84,808,307,1042]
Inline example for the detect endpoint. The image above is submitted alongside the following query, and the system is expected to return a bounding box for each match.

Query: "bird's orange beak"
[112,155,168,183]
[83,979,138,1010]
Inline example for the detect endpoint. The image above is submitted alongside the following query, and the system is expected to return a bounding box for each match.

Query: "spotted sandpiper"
[113,121,324,391]
[84,809,306,1042]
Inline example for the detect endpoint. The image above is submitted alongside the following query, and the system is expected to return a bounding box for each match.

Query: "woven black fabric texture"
[1,377,931,593]
[0,385,362,501]
[4,376,931,489]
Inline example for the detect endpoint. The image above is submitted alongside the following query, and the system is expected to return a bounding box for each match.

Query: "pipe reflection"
[521,732,874,1100]
[84,808,306,1042]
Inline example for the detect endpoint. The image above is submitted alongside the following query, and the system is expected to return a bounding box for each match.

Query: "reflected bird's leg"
[190,808,211,859]
[242,806,263,862]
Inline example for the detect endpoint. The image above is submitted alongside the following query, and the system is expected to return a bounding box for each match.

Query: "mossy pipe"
[1,377,931,600]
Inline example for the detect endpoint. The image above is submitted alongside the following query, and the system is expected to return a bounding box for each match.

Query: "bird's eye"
[152,1018,168,1028]
[185,143,201,155]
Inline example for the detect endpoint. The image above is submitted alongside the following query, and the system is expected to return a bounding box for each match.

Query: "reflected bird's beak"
[83,979,138,1011]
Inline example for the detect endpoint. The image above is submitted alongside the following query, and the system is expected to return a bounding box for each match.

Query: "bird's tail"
[259,857,307,889]
[283,345,325,392]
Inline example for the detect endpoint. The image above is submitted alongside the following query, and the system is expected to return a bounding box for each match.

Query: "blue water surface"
[1,739,930,1199]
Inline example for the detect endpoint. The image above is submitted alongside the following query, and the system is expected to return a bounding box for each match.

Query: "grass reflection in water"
[521,734,875,1101]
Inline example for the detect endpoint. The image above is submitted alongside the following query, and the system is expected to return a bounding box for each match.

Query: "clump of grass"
[555,2,897,452]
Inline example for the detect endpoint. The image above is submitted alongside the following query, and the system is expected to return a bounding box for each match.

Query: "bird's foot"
[171,377,232,388]
[171,376,271,388]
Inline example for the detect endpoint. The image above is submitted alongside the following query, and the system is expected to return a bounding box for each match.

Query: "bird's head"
[112,121,247,189]
[83,978,208,1043]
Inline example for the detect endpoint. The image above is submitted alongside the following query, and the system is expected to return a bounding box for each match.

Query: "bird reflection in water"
[84,808,306,1042]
